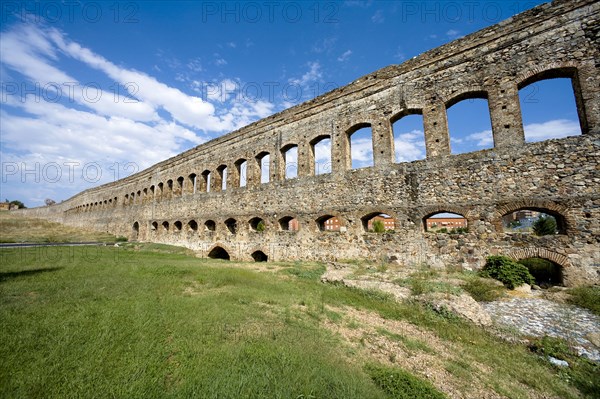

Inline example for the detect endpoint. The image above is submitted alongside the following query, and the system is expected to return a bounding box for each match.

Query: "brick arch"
[515,62,580,90]
[419,206,473,232]
[493,199,572,234]
[443,88,488,109]
[504,248,571,269]
[357,209,399,232]
[390,108,423,124]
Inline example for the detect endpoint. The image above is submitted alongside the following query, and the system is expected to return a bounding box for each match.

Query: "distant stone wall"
[18,0,600,286]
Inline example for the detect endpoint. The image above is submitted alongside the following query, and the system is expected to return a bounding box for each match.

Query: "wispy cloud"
[466,119,581,146]
[0,21,277,206]
[337,50,352,62]
[371,10,384,23]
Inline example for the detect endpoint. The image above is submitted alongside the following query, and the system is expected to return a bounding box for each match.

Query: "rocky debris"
[514,284,532,293]
[548,356,569,367]
[321,262,410,300]
[483,298,600,362]
[417,292,493,327]
[344,280,411,301]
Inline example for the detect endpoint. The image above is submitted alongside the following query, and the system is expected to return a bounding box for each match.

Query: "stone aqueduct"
[19,0,600,286]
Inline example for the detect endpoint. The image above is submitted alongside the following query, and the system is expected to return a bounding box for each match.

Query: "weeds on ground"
[567,286,600,316]
[365,363,447,399]
[529,336,600,399]
[462,277,505,302]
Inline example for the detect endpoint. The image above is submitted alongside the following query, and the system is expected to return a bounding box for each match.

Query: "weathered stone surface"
[418,293,493,327]
[15,0,600,287]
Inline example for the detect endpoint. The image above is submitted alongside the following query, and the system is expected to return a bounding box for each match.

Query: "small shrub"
[479,255,534,289]
[115,236,128,242]
[365,364,447,399]
[463,278,504,302]
[256,220,265,232]
[372,220,385,233]
[567,286,600,316]
[533,216,557,236]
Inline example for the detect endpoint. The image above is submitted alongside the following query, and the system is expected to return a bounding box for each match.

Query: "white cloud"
[465,119,581,146]
[371,10,384,23]
[467,129,493,147]
[289,62,322,87]
[337,50,352,62]
[394,130,426,162]
[0,22,279,206]
[311,37,337,54]
[523,119,581,141]
[446,29,460,39]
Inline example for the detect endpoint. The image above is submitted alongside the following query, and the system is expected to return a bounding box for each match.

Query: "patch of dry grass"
[0,211,117,243]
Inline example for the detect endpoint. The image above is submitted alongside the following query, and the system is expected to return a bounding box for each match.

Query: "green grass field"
[1,214,597,398]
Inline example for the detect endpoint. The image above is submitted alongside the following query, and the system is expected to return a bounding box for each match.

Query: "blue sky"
[0,1,583,207]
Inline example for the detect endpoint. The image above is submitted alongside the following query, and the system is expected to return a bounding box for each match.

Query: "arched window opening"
[151,221,158,231]
[162,221,170,232]
[130,193,135,205]
[132,222,139,239]
[249,217,265,232]
[166,180,173,198]
[174,221,182,232]
[392,111,426,162]
[256,152,270,184]
[281,144,298,179]
[205,220,216,232]
[201,170,211,192]
[217,165,228,191]
[188,173,197,194]
[150,185,155,200]
[517,258,563,287]
[311,135,332,175]
[124,194,129,206]
[361,213,396,233]
[348,124,373,169]
[157,182,164,200]
[251,251,268,262]
[518,75,583,142]
[225,218,237,234]
[446,93,493,154]
[136,191,141,204]
[175,176,184,196]
[424,212,468,233]
[316,215,340,232]
[279,216,299,231]
[208,246,230,260]
[187,220,198,232]
[235,159,247,187]
[502,209,564,235]
[142,188,148,203]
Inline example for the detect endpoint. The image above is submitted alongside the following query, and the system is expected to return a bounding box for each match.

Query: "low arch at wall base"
[207,245,231,260]
[504,248,571,270]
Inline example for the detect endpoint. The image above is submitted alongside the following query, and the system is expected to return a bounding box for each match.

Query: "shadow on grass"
[0,267,63,283]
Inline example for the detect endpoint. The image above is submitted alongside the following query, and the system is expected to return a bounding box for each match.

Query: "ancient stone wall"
[18,0,600,286]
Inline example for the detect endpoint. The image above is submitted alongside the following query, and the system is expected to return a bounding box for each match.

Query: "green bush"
[256,220,265,232]
[463,278,504,302]
[372,220,385,233]
[115,236,128,242]
[568,286,600,316]
[533,216,557,236]
[479,255,534,289]
[365,364,447,398]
